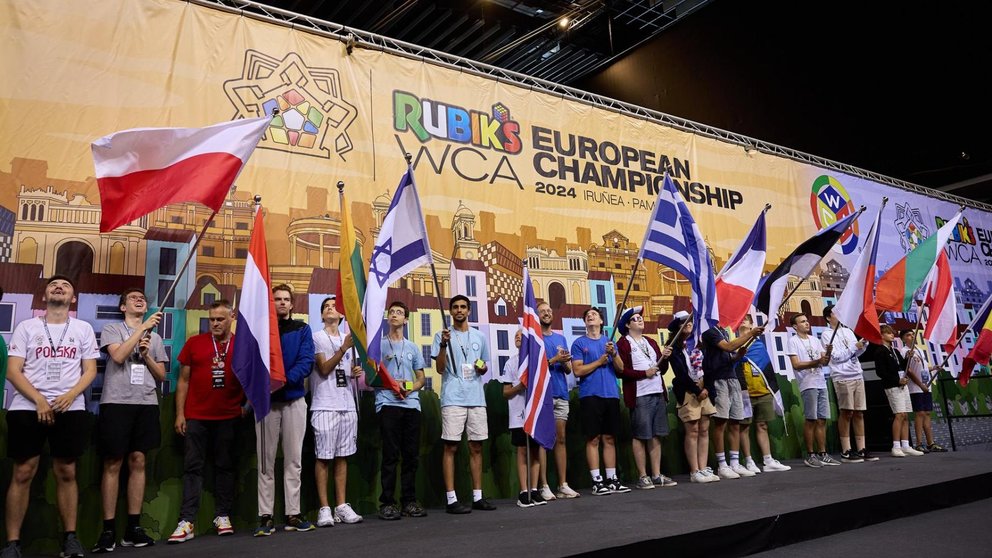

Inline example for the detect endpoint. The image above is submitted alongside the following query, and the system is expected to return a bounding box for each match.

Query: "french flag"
[715,208,768,330]
[231,207,286,421]
[92,116,270,232]
[519,265,556,450]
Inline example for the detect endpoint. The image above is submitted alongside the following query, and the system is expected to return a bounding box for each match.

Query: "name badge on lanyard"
[46,360,62,382]
[130,363,147,386]
[212,338,228,389]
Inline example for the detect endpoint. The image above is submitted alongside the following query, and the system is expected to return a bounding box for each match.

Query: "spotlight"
[559,17,569,28]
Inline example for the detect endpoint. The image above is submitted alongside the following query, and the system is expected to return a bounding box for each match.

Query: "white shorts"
[441,406,488,442]
[311,410,357,459]
[884,386,913,414]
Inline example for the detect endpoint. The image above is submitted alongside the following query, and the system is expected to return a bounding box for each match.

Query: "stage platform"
[119,451,992,558]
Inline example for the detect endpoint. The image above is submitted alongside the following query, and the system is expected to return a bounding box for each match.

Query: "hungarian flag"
[716,208,767,330]
[336,189,402,395]
[923,251,957,355]
[876,211,962,312]
[231,206,286,421]
[92,117,270,232]
[960,295,992,386]
[833,204,884,344]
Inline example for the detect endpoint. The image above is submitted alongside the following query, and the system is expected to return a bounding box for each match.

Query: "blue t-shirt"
[432,327,490,407]
[702,327,736,381]
[570,335,619,399]
[543,331,570,399]
[376,337,425,413]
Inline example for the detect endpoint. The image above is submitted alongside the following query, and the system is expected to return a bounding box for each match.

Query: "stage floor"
[118,451,992,558]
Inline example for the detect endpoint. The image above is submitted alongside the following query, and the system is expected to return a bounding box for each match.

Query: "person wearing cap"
[700,316,764,479]
[3,275,100,558]
[822,305,878,462]
[668,312,717,483]
[570,307,628,495]
[616,306,677,490]
[899,329,946,453]
[535,301,579,499]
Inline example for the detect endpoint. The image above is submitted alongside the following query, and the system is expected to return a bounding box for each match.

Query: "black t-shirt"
[701,327,735,381]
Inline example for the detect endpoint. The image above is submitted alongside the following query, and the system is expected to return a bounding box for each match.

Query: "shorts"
[311,410,358,459]
[6,410,89,460]
[885,386,913,414]
[510,428,540,449]
[632,393,670,439]
[579,396,621,437]
[441,406,488,442]
[910,391,934,412]
[553,398,570,422]
[677,392,717,423]
[712,379,745,421]
[833,378,867,411]
[750,394,776,424]
[98,404,162,457]
[801,388,830,420]
[739,392,754,425]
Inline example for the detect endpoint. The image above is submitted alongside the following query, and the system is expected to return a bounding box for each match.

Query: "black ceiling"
[257,0,992,206]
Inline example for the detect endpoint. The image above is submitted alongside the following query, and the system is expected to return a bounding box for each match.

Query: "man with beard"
[536,301,579,499]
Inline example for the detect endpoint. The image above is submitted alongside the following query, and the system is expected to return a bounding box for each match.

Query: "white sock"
[605,468,616,479]
[763,454,774,464]
[729,451,740,467]
[892,441,901,450]
[901,440,911,449]
[472,489,483,502]
[717,453,727,466]
[590,469,602,482]
[446,491,457,505]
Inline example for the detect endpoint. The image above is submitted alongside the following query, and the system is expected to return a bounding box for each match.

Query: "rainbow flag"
[876,211,962,312]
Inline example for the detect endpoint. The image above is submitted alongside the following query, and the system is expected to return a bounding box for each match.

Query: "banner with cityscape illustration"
[3,0,992,408]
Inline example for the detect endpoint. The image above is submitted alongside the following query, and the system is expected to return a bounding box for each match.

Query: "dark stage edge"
[113,451,992,558]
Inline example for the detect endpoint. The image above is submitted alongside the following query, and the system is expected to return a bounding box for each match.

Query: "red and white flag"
[923,251,957,354]
[92,117,270,232]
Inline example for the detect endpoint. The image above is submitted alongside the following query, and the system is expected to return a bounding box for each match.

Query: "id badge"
[461,362,474,380]
[335,367,347,387]
[46,360,62,382]
[129,363,147,386]
[212,366,226,389]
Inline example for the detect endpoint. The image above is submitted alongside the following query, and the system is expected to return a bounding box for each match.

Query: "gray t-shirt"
[99,322,168,405]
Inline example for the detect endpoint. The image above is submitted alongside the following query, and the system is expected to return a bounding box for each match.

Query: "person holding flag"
[786,314,839,468]
[900,329,946,453]
[870,325,924,458]
[822,305,877,463]
[668,313,718,483]
[736,315,791,473]
[502,329,548,508]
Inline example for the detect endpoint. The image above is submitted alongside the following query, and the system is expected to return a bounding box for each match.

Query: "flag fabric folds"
[519,266,556,450]
[231,206,286,422]
[92,117,270,232]
[716,209,768,330]
[876,211,963,312]
[833,205,884,345]
[960,295,992,386]
[639,173,720,337]
[364,167,434,387]
[743,336,785,418]
[923,251,957,355]
[754,211,859,323]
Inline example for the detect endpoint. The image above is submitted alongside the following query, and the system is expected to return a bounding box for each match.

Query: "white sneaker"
[762,459,792,472]
[891,447,906,457]
[744,459,762,474]
[731,463,755,477]
[556,483,581,499]
[213,515,234,536]
[717,464,741,479]
[701,467,721,481]
[316,506,334,527]
[334,503,364,524]
[540,485,557,501]
[690,470,715,483]
[168,520,195,544]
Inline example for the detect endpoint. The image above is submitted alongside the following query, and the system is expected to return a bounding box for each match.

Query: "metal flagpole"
[152,207,219,319]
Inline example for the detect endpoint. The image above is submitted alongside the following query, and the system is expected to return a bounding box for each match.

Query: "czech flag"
[716,208,768,330]
[231,206,286,421]
[519,265,556,450]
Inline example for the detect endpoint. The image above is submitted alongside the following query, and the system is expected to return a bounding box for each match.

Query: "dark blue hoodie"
[273,318,314,402]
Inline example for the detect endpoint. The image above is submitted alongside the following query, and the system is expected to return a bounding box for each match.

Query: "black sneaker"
[608,477,631,494]
[445,501,472,514]
[529,490,547,506]
[516,491,535,508]
[92,530,116,553]
[61,533,85,558]
[1,542,22,558]
[840,449,864,463]
[591,480,611,496]
[928,442,948,453]
[857,449,880,462]
[472,497,497,511]
[121,526,155,548]
[401,501,427,518]
[378,504,401,520]
[253,515,275,537]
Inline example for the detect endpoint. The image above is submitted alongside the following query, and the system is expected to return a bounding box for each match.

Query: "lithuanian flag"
[876,211,962,312]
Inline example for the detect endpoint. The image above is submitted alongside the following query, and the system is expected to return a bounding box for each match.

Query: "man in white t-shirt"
[786,314,839,468]
[3,275,100,558]
[501,330,548,508]
[822,305,878,462]
[311,296,363,527]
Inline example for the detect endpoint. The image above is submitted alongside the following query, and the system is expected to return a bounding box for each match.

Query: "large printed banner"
[3,0,992,402]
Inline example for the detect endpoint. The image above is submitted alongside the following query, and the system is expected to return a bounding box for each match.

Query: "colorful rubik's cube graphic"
[263,89,324,148]
[492,103,510,123]
[904,220,925,249]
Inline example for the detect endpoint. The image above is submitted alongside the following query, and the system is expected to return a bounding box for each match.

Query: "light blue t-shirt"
[542,331,570,399]
[570,335,620,399]
[376,337,425,413]
[432,327,490,407]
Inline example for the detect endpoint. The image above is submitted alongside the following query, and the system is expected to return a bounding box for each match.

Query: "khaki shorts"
[677,392,717,423]
[441,406,488,442]
[750,394,776,424]
[553,397,570,422]
[833,378,867,411]
[885,385,913,414]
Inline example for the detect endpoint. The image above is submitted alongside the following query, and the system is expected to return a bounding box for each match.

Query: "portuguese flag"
[876,211,962,312]
[335,192,401,395]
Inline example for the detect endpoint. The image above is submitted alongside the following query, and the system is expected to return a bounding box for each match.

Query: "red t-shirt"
[178,333,243,420]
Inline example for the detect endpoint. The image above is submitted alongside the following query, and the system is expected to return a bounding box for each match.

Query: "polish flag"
[715,210,767,330]
[923,251,957,354]
[92,117,270,232]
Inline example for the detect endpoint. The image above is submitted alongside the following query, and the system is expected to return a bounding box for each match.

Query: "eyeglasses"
[387,309,406,316]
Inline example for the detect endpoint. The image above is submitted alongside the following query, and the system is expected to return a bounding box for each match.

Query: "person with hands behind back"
[873,325,924,458]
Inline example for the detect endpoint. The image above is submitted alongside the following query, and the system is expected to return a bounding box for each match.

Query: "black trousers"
[180,418,238,521]
[378,406,421,506]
